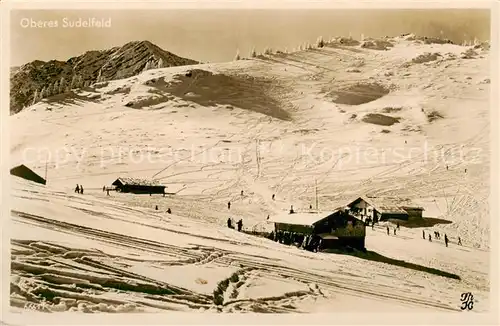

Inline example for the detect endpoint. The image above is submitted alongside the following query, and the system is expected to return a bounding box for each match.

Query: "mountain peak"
[10,41,198,114]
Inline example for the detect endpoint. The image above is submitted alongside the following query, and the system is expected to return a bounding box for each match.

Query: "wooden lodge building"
[346,195,424,222]
[269,209,366,251]
[112,177,166,194]
[10,164,46,185]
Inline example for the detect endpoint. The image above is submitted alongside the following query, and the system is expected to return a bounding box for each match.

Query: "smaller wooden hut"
[112,177,165,194]
[347,195,424,221]
[10,164,46,185]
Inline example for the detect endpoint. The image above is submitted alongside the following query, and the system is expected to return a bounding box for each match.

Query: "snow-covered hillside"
[9,35,491,313]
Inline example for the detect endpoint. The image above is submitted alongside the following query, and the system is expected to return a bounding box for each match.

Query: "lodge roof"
[268,208,343,227]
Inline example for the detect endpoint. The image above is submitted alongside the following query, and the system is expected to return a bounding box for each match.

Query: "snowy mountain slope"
[10,177,489,313]
[9,35,491,313]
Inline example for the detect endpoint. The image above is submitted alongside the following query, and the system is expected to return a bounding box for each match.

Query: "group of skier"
[102,186,111,196]
[422,229,461,247]
[380,220,462,248]
[226,190,263,232]
[74,184,84,194]
[385,222,400,236]
[227,218,244,232]
[269,231,321,252]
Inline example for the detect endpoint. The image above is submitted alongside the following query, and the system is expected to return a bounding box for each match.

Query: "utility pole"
[255,139,260,179]
[315,179,318,210]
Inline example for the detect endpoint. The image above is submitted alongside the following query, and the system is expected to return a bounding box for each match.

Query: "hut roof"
[113,177,163,187]
[347,195,424,214]
[10,164,46,185]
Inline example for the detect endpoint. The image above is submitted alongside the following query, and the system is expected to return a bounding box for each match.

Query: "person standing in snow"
[106,188,110,196]
[458,237,462,246]
[237,219,243,232]
[396,222,400,230]
[103,186,106,192]
[386,226,390,235]
[272,194,275,200]
[290,205,294,214]
[155,205,158,211]
[394,228,397,235]
[316,239,322,252]
[428,234,432,242]
[309,204,313,209]
[444,234,449,247]
[79,185,84,194]
[228,201,231,210]
[227,218,232,229]
[241,190,244,196]
[75,184,80,193]
[167,208,172,214]
[423,230,425,239]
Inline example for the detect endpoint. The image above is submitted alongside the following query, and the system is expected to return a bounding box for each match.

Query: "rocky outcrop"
[10,41,198,114]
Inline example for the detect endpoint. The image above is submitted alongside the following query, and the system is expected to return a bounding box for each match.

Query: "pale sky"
[10,9,490,67]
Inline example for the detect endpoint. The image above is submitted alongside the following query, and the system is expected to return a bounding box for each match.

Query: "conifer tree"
[317,36,325,48]
[53,81,59,95]
[70,75,77,89]
[32,89,39,105]
[250,48,257,58]
[76,75,84,88]
[46,83,53,97]
[59,76,66,93]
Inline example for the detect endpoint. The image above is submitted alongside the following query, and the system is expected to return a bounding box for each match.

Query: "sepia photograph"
[5,3,496,319]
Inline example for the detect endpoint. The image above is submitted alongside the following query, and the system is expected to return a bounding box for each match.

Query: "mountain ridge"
[10,40,199,114]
